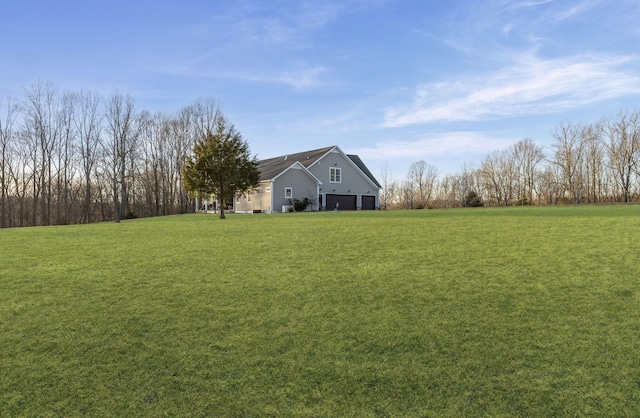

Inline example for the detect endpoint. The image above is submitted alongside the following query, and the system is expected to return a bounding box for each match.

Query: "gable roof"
[271,161,322,185]
[347,154,381,188]
[257,146,335,181]
[257,145,381,189]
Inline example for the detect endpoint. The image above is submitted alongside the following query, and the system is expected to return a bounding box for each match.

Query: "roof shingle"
[257,146,335,180]
[257,145,380,188]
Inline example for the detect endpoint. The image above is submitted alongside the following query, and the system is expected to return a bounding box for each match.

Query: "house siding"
[235,183,272,213]
[272,167,319,212]
[309,150,378,210]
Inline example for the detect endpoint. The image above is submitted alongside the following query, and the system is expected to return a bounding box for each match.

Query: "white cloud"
[353,132,513,161]
[203,1,379,50]
[383,53,640,127]
[229,66,329,91]
[156,62,328,91]
[554,0,600,21]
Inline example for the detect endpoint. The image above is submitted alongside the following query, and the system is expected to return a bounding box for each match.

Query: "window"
[330,167,341,183]
[235,195,240,203]
[247,193,252,203]
[265,187,271,193]
[285,187,292,199]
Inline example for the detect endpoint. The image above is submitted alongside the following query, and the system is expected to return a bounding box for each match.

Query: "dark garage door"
[362,195,375,210]
[326,194,356,210]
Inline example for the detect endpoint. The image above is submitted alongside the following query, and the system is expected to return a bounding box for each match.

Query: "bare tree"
[0,97,18,227]
[190,98,222,139]
[407,160,438,209]
[73,90,103,223]
[538,165,563,205]
[379,163,396,210]
[139,111,173,217]
[436,174,458,208]
[398,179,414,209]
[599,111,640,203]
[511,138,545,204]
[53,91,79,224]
[581,123,606,203]
[22,81,62,225]
[552,122,585,204]
[457,163,480,207]
[480,149,514,206]
[9,130,33,226]
[104,92,137,222]
[170,105,200,213]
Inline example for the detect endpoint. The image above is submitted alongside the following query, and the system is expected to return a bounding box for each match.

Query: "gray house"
[234,145,381,213]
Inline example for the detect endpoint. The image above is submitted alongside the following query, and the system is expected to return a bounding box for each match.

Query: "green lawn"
[1,206,640,416]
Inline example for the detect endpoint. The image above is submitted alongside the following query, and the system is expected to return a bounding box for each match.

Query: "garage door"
[326,194,356,210]
[362,195,375,210]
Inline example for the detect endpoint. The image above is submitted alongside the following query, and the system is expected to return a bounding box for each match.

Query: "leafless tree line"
[3,81,638,226]
[380,111,640,209]
[0,81,221,228]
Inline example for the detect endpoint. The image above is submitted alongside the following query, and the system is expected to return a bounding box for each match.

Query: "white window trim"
[330,167,341,183]
[265,187,271,193]
[285,187,293,199]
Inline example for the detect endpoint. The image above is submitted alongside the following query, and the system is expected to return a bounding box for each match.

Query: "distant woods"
[0,81,223,228]
[2,81,640,228]
[380,111,640,209]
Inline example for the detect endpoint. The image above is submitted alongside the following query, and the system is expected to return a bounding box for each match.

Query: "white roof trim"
[308,145,380,190]
[271,161,323,185]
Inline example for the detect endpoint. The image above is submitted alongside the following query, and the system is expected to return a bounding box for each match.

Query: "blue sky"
[2,0,640,178]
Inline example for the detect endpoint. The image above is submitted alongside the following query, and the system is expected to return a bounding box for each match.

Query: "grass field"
[1,206,640,416]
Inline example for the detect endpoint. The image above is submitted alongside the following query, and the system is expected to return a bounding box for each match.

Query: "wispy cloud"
[223,3,342,48]
[554,0,600,21]
[383,53,640,127]
[157,63,328,91]
[230,66,329,91]
[410,0,600,76]
[505,0,554,9]
[163,1,392,91]
[196,0,376,50]
[412,29,478,55]
[353,132,513,161]
[456,0,610,50]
